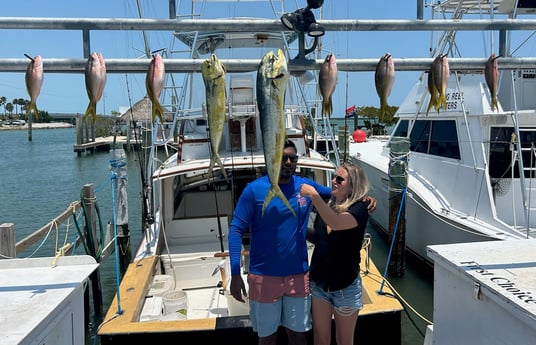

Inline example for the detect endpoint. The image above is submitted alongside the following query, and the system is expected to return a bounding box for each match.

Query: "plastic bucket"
[163,290,188,320]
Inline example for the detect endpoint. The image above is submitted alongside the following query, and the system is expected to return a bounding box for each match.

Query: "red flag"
[345,105,355,117]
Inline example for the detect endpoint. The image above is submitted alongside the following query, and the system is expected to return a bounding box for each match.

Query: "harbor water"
[0,127,433,345]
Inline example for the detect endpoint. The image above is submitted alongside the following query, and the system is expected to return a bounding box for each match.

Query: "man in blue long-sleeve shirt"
[229,139,375,345]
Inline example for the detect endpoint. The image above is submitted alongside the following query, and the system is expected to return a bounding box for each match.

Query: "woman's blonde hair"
[328,161,369,213]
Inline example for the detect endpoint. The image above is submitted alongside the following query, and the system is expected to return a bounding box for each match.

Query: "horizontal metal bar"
[1,57,536,73]
[1,17,536,32]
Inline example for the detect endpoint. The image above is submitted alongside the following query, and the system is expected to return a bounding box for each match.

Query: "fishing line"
[124,73,153,231]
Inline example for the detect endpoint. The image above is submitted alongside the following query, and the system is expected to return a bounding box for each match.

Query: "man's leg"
[259,332,278,345]
[286,328,307,345]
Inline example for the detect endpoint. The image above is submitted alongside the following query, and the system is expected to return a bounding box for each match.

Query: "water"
[0,127,145,338]
[0,127,433,345]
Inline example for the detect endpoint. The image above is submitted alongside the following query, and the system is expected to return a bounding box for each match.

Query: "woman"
[299,162,370,345]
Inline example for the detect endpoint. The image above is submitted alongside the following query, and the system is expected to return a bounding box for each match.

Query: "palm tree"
[6,103,14,117]
[12,98,19,116]
[0,96,6,118]
[18,98,25,117]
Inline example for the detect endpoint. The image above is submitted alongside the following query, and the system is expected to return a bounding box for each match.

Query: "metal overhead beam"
[1,17,536,32]
[1,57,536,73]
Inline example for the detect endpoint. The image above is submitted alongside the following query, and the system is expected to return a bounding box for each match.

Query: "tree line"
[0,96,52,122]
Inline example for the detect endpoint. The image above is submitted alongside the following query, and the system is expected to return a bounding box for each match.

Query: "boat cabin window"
[489,127,536,179]
[393,119,461,159]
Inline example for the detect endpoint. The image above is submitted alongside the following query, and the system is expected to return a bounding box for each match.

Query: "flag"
[345,105,355,117]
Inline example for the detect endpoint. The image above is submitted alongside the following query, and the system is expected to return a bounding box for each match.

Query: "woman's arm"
[300,184,357,233]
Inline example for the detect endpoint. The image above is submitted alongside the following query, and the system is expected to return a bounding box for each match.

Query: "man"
[229,139,375,345]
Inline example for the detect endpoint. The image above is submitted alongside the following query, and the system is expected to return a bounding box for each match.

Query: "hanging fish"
[485,53,499,111]
[374,53,395,120]
[425,66,438,116]
[319,53,338,118]
[257,49,296,217]
[84,52,106,123]
[201,54,229,183]
[24,54,44,120]
[145,53,166,124]
[432,53,449,112]
[96,52,107,103]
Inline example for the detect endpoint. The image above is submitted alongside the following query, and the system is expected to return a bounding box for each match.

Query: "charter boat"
[349,0,536,265]
[98,1,402,343]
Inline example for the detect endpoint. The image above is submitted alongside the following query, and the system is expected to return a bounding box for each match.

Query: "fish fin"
[327,96,332,118]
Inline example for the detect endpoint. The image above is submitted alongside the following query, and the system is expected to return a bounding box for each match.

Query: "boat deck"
[98,249,403,344]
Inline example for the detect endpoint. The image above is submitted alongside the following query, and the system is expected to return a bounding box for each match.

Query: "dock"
[73,136,141,155]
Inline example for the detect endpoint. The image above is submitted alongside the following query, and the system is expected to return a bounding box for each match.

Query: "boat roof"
[152,152,336,180]
[174,17,298,54]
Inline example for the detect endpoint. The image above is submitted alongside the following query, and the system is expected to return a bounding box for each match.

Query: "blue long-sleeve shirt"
[229,175,331,276]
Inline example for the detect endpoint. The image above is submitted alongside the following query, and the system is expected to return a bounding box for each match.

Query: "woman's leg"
[312,296,334,345]
[333,309,359,345]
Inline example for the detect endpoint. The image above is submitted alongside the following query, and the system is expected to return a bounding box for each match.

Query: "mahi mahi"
[485,53,499,111]
[257,49,296,217]
[374,53,395,121]
[25,54,43,120]
[319,53,338,118]
[201,54,229,183]
[145,53,166,124]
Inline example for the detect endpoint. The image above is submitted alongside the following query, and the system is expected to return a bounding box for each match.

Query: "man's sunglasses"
[333,175,345,184]
[282,154,299,163]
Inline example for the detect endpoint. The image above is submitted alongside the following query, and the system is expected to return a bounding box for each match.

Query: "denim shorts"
[249,295,312,337]
[310,275,363,314]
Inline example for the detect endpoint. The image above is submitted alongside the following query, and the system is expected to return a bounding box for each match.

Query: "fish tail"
[84,100,97,123]
[262,189,275,217]
[327,96,333,118]
[491,95,497,111]
[262,187,296,218]
[152,100,165,124]
[425,94,436,116]
[438,92,447,111]
[208,153,229,183]
[380,98,389,121]
[26,101,39,120]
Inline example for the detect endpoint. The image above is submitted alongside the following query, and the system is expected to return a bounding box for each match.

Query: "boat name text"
[460,261,536,305]
[445,91,464,110]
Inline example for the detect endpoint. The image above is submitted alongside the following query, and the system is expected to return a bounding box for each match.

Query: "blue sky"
[1,0,535,117]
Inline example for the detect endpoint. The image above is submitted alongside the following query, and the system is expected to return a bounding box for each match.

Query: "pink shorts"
[247,272,310,303]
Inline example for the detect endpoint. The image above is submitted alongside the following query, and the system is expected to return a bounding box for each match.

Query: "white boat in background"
[98,1,403,343]
[350,0,536,265]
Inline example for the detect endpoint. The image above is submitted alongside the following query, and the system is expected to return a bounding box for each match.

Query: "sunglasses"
[282,154,299,163]
[333,175,345,184]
